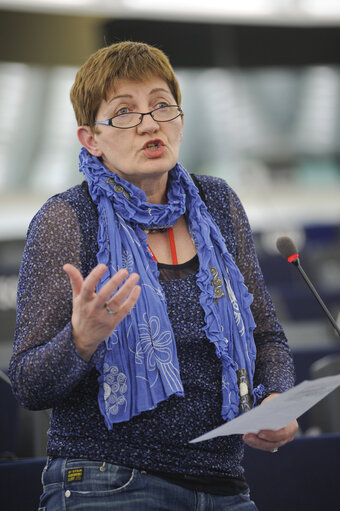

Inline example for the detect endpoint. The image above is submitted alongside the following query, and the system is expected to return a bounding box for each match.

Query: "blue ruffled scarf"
[79,147,264,429]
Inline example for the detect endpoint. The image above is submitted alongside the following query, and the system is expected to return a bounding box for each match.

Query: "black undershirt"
[158,253,199,280]
[146,469,248,496]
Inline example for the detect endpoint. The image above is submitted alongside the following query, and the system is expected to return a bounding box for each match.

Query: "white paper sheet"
[190,374,340,443]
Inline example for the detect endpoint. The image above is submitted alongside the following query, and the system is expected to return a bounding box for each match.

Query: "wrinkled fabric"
[79,148,264,427]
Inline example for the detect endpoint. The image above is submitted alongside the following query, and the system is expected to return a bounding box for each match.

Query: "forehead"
[107,76,174,102]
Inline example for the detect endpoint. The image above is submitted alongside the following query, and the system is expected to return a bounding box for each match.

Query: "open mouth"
[146,143,159,150]
[143,139,163,151]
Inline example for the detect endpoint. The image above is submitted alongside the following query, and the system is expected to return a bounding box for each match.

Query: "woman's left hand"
[242,393,298,452]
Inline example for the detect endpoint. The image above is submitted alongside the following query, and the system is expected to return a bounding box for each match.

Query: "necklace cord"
[147,227,178,264]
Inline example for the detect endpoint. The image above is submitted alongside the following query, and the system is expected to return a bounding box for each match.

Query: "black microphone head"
[276,236,299,264]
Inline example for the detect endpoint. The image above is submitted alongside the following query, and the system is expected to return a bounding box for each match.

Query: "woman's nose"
[136,112,159,134]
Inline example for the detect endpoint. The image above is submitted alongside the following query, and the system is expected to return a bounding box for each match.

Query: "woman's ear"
[77,126,103,157]
[180,114,184,142]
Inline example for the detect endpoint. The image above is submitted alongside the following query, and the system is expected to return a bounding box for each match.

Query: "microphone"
[276,236,340,337]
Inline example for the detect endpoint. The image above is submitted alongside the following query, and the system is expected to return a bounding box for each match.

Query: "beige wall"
[0,9,106,66]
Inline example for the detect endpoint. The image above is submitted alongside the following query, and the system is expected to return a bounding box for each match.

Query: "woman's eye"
[116,107,130,116]
[155,102,169,109]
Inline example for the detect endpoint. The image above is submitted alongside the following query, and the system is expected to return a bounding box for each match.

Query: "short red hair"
[70,41,181,127]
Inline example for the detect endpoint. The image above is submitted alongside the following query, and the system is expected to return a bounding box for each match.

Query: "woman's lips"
[142,139,165,158]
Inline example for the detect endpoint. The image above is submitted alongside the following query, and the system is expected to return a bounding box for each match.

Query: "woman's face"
[81,77,183,189]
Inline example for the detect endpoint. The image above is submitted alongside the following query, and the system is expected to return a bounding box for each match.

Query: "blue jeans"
[39,457,259,511]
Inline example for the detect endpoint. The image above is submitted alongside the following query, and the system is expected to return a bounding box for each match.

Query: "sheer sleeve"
[196,175,295,396]
[9,193,96,410]
[227,188,295,394]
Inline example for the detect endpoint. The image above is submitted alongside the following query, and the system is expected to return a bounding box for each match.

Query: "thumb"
[63,263,83,299]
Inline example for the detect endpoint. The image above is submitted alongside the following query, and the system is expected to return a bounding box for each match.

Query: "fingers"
[243,431,280,452]
[99,271,140,312]
[243,420,298,452]
[80,264,108,301]
[63,264,84,299]
[106,281,141,322]
[64,262,140,313]
[258,421,298,443]
[63,263,108,300]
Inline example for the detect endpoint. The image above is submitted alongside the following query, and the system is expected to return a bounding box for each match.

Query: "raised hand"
[63,263,141,362]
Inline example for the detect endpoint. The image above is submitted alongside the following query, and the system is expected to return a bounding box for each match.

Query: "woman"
[9,41,297,510]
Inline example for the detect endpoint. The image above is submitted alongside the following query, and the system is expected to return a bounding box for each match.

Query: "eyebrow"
[107,94,132,105]
[107,88,172,105]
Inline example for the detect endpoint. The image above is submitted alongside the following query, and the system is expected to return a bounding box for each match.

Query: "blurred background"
[1,1,340,459]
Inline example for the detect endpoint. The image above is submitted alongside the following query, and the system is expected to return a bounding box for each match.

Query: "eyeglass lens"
[112,106,181,128]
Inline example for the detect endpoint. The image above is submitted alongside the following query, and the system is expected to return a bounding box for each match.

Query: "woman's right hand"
[63,263,141,362]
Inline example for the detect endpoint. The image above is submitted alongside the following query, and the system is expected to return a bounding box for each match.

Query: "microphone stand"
[291,258,340,337]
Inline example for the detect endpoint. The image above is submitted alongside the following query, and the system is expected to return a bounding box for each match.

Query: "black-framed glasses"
[94,105,183,129]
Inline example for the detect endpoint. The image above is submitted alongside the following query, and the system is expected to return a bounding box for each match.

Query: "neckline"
[147,227,178,265]
[158,253,198,269]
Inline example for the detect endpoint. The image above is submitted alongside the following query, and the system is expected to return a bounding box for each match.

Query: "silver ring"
[271,448,279,453]
[104,302,115,315]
